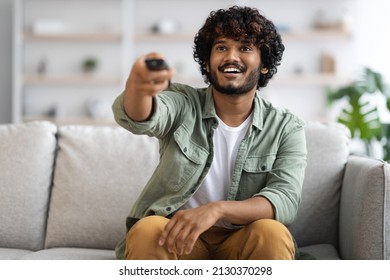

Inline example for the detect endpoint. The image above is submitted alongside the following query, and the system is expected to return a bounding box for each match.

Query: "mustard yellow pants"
[125,215,295,260]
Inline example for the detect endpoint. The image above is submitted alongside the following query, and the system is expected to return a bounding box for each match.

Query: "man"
[112,6,307,260]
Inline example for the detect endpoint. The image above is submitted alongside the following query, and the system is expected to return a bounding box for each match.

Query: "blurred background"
[0,0,389,128]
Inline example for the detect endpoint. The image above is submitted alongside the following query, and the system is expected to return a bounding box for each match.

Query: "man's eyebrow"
[213,39,226,45]
[213,38,254,45]
[241,39,254,45]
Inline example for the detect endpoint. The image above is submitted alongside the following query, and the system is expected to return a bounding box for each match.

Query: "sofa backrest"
[289,122,351,248]
[44,124,159,250]
[0,121,57,251]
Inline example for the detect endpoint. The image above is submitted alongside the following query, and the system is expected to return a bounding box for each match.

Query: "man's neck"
[212,90,255,127]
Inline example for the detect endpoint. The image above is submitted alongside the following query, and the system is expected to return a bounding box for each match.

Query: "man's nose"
[224,48,240,62]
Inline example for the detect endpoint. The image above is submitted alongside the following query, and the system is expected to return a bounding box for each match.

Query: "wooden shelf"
[273,73,351,86]
[281,29,351,41]
[24,74,121,86]
[23,32,122,41]
[134,33,194,42]
[134,29,351,42]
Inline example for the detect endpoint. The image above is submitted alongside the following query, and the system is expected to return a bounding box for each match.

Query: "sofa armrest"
[339,155,390,259]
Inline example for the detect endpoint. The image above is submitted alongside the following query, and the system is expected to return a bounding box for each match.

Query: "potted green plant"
[82,57,98,73]
[327,67,390,160]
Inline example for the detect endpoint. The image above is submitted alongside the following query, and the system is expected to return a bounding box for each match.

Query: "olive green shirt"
[112,83,307,259]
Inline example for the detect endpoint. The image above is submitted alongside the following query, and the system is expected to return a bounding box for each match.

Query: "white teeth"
[223,68,241,73]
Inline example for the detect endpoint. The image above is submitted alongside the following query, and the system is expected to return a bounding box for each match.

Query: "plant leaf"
[381,123,390,161]
[337,99,381,141]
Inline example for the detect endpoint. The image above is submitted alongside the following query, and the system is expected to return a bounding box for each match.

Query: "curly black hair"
[193,6,285,88]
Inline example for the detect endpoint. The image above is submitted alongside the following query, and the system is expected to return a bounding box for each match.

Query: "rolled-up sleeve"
[112,91,182,138]
[257,120,307,226]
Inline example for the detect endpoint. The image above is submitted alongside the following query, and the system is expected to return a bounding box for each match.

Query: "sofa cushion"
[0,248,34,260]
[0,121,57,251]
[299,244,340,260]
[20,248,115,260]
[289,122,350,248]
[44,125,159,250]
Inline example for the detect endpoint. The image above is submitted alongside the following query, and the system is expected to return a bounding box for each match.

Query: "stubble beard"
[208,68,260,96]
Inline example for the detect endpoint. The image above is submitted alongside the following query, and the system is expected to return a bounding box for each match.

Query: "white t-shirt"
[180,113,253,228]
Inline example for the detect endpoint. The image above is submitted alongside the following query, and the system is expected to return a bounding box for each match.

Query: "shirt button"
[261,165,266,171]
[183,147,187,152]
[191,188,196,193]
[166,207,172,212]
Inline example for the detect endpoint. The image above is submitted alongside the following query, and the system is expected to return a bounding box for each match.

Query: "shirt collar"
[202,86,217,120]
[252,92,264,131]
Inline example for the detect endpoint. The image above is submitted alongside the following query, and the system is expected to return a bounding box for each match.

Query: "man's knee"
[249,219,290,236]
[126,216,168,246]
[127,215,169,241]
[130,215,169,233]
[245,219,295,259]
[125,215,171,260]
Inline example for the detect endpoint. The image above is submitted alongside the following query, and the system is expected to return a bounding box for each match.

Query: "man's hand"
[127,53,175,97]
[158,203,221,256]
[123,52,176,122]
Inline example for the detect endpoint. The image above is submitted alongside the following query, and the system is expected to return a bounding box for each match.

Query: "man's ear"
[261,67,268,74]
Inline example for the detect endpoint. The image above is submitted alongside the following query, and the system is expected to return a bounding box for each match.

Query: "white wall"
[355,0,390,81]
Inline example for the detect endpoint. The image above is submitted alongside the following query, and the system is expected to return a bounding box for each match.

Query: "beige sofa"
[0,121,389,260]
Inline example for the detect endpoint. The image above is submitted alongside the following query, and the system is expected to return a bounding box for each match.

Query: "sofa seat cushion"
[44,125,159,250]
[0,121,57,251]
[0,248,34,260]
[299,244,340,260]
[20,248,115,260]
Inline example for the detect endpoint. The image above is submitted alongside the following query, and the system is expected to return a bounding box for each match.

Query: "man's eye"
[216,46,226,51]
[241,46,252,52]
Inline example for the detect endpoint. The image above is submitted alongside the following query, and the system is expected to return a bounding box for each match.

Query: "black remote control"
[145,58,170,71]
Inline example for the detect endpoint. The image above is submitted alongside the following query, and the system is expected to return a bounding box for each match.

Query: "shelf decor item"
[151,18,181,35]
[82,57,98,73]
[32,18,69,35]
[327,67,390,160]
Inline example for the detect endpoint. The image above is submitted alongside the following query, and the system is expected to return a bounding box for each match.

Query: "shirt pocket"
[237,154,276,198]
[156,124,209,192]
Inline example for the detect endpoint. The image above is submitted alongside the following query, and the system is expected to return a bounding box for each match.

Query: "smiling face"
[193,7,285,89]
[207,37,268,96]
